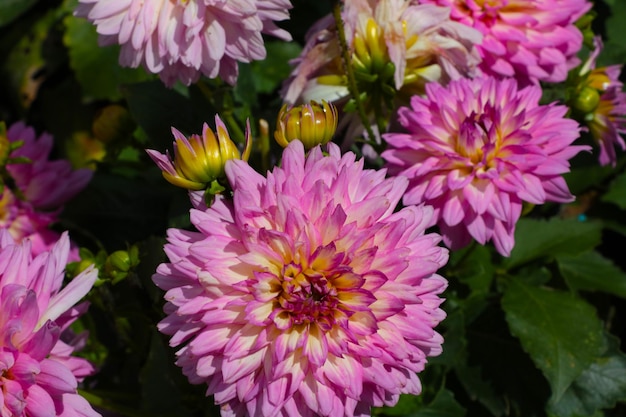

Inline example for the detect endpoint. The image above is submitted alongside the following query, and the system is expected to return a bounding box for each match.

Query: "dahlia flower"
[0,230,99,417]
[74,0,293,87]
[6,122,93,211]
[281,0,481,111]
[1,122,93,258]
[571,37,626,166]
[153,140,449,416]
[383,76,587,256]
[420,0,592,86]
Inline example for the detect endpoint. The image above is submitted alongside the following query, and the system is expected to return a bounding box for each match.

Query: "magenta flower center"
[455,112,499,170]
[257,242,375,334]
[277,263,340,329]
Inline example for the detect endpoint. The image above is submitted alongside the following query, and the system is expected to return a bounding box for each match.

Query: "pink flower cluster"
[2,122,92,257]
[383,76,587,256]
[0,231,99,417]
[75,0,293,86]
[153,140,449,416]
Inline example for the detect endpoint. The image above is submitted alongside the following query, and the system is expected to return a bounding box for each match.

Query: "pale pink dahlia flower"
[420,0,592,86]
[153,140,449,416]
[383,76,587,256]
[0,231,99,417]
[74,0,293,87]
[282,0,482,105]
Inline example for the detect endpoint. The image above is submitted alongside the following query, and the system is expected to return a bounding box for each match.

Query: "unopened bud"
[573,86,600,114]
[147,115,252,190]
[274,101,338,150]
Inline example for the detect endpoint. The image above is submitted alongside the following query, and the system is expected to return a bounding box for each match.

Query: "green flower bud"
[573,86,600,114]
[274,101,338,150]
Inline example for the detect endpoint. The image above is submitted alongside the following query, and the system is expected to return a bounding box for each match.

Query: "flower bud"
[573,86,601,114]
[274,101,338,150]
[147,115,252,190]
[106,250,132,273]
[92,105,136,144]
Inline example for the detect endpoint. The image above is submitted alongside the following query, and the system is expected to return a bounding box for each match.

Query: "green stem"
[196,80,246,145]
[332,1,377,144]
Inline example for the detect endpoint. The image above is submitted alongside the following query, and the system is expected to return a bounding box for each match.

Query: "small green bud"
[106,250,132,273]
[573,86,600,114]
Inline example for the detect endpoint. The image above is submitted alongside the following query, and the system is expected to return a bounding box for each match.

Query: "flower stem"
[332,1,376,144]
[196,80,246,145]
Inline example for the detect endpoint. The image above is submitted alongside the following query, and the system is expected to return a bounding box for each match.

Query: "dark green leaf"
[122,81,213,149]
[378,389,466,417]
[601,171,626,210]
[548,335,626,417]
[0,0,38,27]
[504,218,602,269]
[250,41,303,94]
[564,151,616,196]
[139,331,182,416]
[63,15,153,101]
[411,389,466,417]
[600,0,626,68]
[449,244,495,294]
[502,278,606,402]
[558,251,626,298]
[379,394,423,416]
[454,363,506,416]
[0,8,53,112]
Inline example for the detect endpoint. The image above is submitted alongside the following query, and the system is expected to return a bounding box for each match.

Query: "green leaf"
[139,331,182,416]
[379,394,423,416]
[0,8,53,112]
[449,244,495,294]
[432,297,504,415]
[557,251,626,298]
[378,389,465,417]
[454,363,506,416]
[249,41,302,94]
[600,0,626,68]
[504,218,602,270]
[0,0,38,27]
[601,171,626,210]
[411,389,466,417]
[121,81,213,149]
[502,278,606,402]
[63,15,152,101]
[548,335,626,417]
[564,151,616,196]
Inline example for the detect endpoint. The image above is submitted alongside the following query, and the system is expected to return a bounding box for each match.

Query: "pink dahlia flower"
[281,0,482,105]
[575,37,626,166]
[420,0,592,86]
[153,140,449,416]
[6,122,93,211]
[383,76,587,256]
[74,0,293,87]
[0,230,99,417]
[2,122,93,258]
